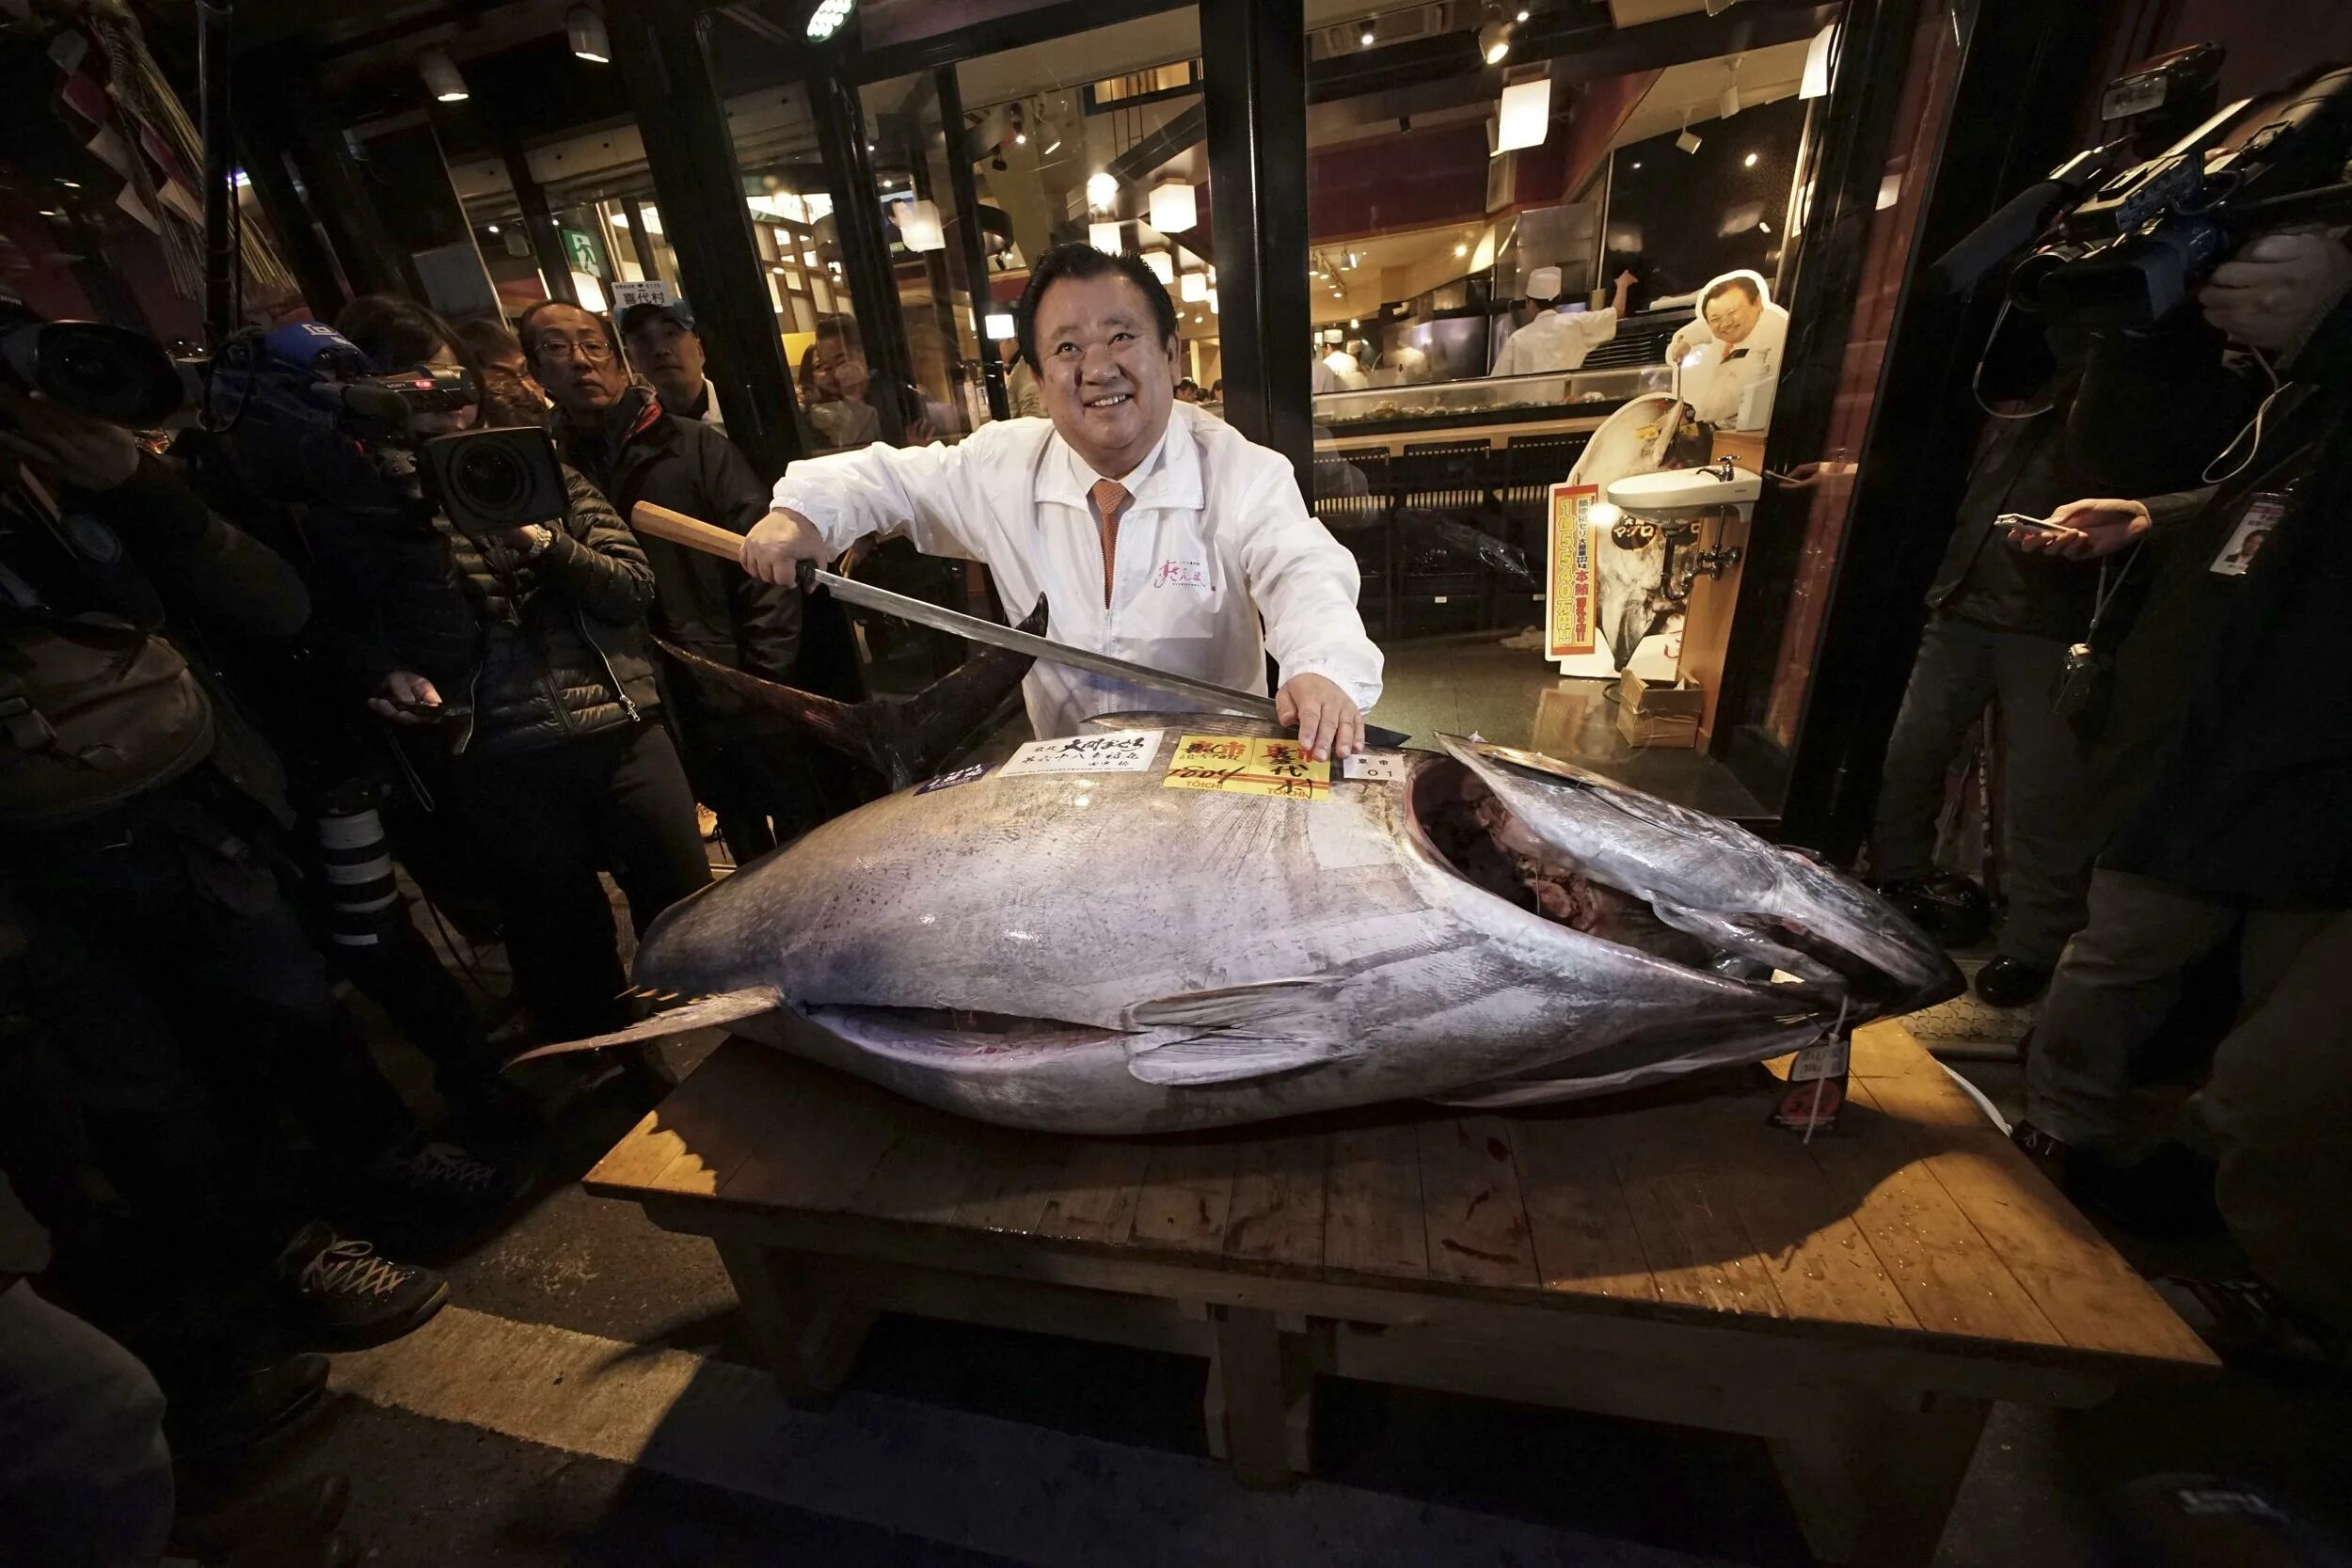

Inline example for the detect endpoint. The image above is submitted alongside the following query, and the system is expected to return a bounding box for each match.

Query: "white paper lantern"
[1800,24,1837,100]
[1141,249,1174,285]
[984,311,1015,340]
[1148,179,1198,233]
[1179,271,1208,302]
[1089,220,1121,254]
[1495,78,1550,154]
[896,198,946,252]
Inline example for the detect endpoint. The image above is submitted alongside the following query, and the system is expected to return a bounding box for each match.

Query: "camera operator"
[525,299,823,861]
[2008,230,2352,1361]
[315,297,709,1063]
[1868,306,2262,1005]
[0,349,465,1380]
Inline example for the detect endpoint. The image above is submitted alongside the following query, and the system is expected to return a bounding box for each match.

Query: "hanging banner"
[1546,482,1598,660]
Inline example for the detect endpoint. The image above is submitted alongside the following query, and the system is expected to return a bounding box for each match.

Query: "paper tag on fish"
[916,763,990,794]
[1163,736,1329,800]
[1787,1037,1850,1082]
[997,729,1165,777]
[1341,753,1404,782]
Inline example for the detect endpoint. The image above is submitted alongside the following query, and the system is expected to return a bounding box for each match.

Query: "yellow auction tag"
[1163,736,1330,800]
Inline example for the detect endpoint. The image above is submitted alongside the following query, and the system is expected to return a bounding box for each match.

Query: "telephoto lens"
[313,779,402,949]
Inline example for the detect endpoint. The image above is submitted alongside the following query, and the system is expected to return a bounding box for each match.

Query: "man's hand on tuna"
[1278,673,1363,761]
[740,507,829,585]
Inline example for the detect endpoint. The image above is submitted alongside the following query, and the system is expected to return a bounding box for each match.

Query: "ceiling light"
[486,223,501,233]
[1757,219,1772,234]
[896,198,946,252]
[565,6,610,63]
[1800,23,1837,100]
[1359,19,1375,47]
[1208,287,1218,313]
[1089,219,1120,253]
[1149,179,1197,233]
[1141,248,1174,284]
[1454,241,1469,257]
[985,311,1015,339]
[1014,130,1027,145]
[1349,317,1360,327]
[1180,271,1208,302]
[1515,5,1529,17]
[1477,12,1514,65]
[1086,169,1119,211]
[1677,127,1702,154]
[1629,160,1642,169]
[1743,150,1759,167]
[420,48,469,102]
[1496,76,1550,153]
[805,0,854,42]
[1043,136,1062,155]
[1719,83,1740,119]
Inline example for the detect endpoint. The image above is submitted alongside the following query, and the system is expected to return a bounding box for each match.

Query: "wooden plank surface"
[1031,1138,1151,1243]
[1505,1117,1655,1302]
[1417,1117,1539,1288]
[582,1042,786,1196]
[1324,1121,1431,1281]
[1131,1140,1238,1255]
[1601,1104,1786,1319]
[1222,1135,1328,1268]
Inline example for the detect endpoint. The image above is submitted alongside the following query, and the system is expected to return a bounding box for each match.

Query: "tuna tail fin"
[505,986,785,1065]
[652,594,1048,791]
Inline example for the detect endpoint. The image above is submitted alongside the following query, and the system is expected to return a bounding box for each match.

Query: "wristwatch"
[518,524,555,562]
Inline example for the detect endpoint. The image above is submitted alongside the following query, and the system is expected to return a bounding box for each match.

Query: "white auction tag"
[997,729,1165,777]
[1342,753,1405,782]
[1788,1037,1850,1082]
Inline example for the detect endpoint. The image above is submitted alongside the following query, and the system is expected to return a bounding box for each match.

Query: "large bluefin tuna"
[553,716,1958,1133]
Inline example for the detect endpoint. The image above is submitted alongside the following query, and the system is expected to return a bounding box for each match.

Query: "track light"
[420,48,469,102]
[1359,19,1375,47]
[1477,6,1515,65]
[1677,127,1702,154]
[565,7,610,63]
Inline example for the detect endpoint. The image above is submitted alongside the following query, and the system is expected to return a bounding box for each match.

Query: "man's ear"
[1163,335,1182,379]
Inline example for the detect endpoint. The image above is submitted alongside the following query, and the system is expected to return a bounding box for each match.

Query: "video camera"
[1930,48,2352,328]
[0,310,565,538]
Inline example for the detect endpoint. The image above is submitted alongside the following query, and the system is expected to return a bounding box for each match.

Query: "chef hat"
[1526,265,1563,302]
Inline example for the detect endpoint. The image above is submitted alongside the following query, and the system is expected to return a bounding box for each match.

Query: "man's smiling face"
[1032,271,1179,478]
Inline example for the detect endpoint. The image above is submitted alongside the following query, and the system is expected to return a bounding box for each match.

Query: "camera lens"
[453,441,530,511]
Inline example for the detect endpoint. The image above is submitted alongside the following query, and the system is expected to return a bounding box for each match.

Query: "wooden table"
[586,1021,2215,1566]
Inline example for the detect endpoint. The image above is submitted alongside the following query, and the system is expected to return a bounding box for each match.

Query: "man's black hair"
[516,298,617,362]
[337,293,464,372]
[1701,274,1762,309]
[1013,243,1179,372]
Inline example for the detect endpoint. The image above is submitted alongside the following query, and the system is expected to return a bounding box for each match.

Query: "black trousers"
[690,731,834,865]
[434,721,710,1038]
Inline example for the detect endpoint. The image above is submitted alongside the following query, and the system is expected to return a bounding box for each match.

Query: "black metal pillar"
[237,142,347,318]
[1201,0,1311,483]
[265,52,414,301]
[620,197,662,280]
[503,146,580,307]
[937,67,1009,422]
[810,74,920,448]
[607,0,806,477]
[198,0,235,345]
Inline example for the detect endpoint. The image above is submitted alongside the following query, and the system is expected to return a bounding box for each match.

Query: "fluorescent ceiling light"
[565,7,610,63]
[1496,77,1550,153]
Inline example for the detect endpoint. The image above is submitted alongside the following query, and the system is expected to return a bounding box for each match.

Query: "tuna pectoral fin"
[1123,980,1355,1086]
[504,987,784,1065]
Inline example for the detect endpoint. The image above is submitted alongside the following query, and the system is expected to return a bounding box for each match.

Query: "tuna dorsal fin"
[652,594,1048,791]
[1123,979,1355,1085]
[505,986,784,1065]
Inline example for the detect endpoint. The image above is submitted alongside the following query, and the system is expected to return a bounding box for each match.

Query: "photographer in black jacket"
[530,298,825,860]
[318,298,708,1053]
[2008,231,2352,1361]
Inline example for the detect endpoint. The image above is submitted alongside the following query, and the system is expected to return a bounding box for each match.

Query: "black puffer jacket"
[311,455,661,758]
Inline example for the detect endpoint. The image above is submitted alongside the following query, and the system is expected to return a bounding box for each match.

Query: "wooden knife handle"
[629,499,746,562]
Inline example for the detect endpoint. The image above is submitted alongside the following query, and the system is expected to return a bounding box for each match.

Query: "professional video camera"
[1930,48,2352,328]
[0,308,565,538]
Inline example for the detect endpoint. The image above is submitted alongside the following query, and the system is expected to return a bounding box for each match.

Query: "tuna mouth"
[1410,757,1955,1015]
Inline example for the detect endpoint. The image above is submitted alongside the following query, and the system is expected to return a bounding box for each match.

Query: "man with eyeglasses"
[520,301,819,861]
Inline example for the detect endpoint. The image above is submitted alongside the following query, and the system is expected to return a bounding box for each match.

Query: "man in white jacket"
[741,244,1383,759]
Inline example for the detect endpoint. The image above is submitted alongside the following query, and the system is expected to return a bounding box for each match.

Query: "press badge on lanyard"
[2210,492,2290,578]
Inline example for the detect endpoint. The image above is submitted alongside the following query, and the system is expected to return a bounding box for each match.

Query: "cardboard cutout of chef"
[1665,269,1788,432]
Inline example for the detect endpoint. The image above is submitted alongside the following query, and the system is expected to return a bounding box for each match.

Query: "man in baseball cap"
[619,299,721,431]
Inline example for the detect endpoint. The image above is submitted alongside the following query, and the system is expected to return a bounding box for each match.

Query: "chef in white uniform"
[741,243,1383,760]
[1666,270,1789,431]
[1491,266,1637,376]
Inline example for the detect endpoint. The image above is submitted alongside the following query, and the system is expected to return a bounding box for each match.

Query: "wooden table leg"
[1204,1307,1313,1488]
[1768,1389,1992,1566]
[717,1241,875,1399]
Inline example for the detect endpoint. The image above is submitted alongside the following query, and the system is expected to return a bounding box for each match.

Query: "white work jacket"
[1492,306,1620,377]
[771,403,1384,739]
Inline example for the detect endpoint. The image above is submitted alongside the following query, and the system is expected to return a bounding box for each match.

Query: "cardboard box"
[1615,670,1704,749]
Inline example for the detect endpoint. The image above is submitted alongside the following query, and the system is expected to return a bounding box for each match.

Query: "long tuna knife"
[630,500,1408,749]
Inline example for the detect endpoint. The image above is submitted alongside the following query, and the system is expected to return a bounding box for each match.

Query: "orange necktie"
[1090,478,1130,607]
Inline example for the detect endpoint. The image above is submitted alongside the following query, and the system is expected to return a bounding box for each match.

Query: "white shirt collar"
[1039,404,1204,514]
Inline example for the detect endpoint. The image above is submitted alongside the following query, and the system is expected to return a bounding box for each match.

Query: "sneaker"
[369,1134,530,1211]
[1878,874,1992,948]
[276,1223,449,1350]
[2152,1275,2348,1371]
[163,1354,331,1463]
[696,802,721,842]
[1974,955,2052,1007]
[2010,1123,2223,1239]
